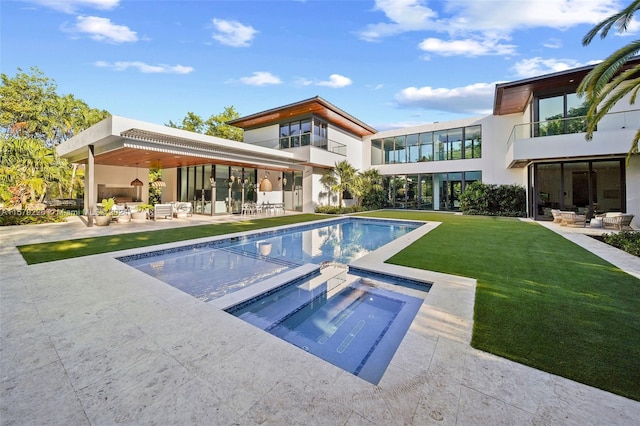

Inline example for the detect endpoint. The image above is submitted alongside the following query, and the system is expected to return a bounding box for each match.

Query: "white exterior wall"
[243,125,279,149]
[328,125,365,171]
[93,165,149,204]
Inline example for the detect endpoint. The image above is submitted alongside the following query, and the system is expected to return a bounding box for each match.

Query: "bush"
[0,209,73,226]
[314,205,362,215]
[460,182,526,217]
[603,231,640,257]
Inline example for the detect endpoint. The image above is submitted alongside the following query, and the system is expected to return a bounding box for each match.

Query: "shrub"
[460,182,526,217]
[314,205,363,215]
[0,209,73,226]
[603,231,640,257]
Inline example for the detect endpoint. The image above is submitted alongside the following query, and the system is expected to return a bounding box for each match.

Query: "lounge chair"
[560,211,586,227]
[598,213,635,231]
[551,209,562,223]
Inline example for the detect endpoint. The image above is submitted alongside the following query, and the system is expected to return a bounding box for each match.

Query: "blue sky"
[2,0,637,131]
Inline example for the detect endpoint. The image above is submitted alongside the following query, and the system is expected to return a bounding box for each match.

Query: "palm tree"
[578,0,640,161]
[319,171,337,206]
[357,168,385,209]
[333,160,359,208]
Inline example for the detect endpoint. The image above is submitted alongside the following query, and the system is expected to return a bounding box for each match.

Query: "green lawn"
[17,214,324,264]
[16,210,640,401]
[357,211,640,402]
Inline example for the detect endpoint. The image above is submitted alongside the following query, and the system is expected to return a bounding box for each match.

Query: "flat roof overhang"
[227,96,377,137]
[493,56,640,116]
[57,116,304,171]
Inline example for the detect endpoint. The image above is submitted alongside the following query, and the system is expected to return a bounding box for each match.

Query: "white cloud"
[511,57,595,78]
[28,0,119,13]
[358,0,626,58]
[357,0,438,41]
[543,38,563,49]
[212,18,257,47]
[444,0,621,33]
[65,16,137,43]
[395,81,498,114]
[239,71,281,86]
[95,61,193,74]
[316,74,352,88]
[418,36,516,57]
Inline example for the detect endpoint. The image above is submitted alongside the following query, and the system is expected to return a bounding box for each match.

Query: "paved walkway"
[1,214,639,425]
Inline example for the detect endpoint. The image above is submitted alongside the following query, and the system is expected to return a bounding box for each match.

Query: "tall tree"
[167,106,243,141]
[0,67,108,147]
[0,67,109,207]
[578,0,640,162]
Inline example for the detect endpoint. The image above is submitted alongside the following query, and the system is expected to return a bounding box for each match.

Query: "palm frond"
[583,0,640,45]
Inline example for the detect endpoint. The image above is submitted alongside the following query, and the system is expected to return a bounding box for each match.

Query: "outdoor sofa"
[597,212,635,231]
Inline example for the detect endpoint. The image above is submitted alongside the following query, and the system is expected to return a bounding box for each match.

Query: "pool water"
[226,266,427,384]
[119,218,422,302]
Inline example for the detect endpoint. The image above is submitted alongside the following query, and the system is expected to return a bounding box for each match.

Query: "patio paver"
[2,214,639,425]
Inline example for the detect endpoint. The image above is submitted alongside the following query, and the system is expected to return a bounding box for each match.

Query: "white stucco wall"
[93,165,149,204]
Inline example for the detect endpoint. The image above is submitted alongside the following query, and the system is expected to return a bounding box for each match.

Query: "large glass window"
[370,126,481,164]
[531,159,624,220]
[395,136,406,163]
[536,92,588,136]
[383,137,395,164]
[419,132,433,161]
[465,125,481,158]
[406,134,420,163]
[371,139,383,165]
[434,130,447,161]
[301,119,311,146]
[448,128,463,160]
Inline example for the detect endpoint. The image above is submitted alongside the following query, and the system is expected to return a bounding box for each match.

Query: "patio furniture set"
[551,209,635,230]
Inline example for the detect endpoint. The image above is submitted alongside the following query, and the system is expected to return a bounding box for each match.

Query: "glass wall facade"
[535,91,588,136]
[383,171,481,211]
[531,159,625,220]
[280,117,327,149]
[371,125,481,165]
[177,165,259,215]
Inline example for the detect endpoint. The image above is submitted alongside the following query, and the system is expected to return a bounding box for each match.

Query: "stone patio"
[1,214,639,425]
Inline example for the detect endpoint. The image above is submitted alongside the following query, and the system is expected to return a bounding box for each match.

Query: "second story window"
[280,118,324,149]
[535,92,588,136]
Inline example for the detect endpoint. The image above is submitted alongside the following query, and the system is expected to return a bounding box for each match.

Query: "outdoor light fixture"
[130,163,143,187]
[259,171,272,193]
[151,178,166,188]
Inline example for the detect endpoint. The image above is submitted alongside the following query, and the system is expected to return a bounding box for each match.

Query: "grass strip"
[18,214,323,264]
[357,211,640,402]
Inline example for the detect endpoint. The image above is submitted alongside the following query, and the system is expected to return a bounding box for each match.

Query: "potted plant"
[115,206,131,223]
[95,198,115,226]
[132,203,153,220]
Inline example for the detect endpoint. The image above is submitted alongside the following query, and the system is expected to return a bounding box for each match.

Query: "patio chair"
[551,209,562,224]
[600,213,635,231]
[173,202,192,218]
[154,203,173,221]
[560,211,586,227]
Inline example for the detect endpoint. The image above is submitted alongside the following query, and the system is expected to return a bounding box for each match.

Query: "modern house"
[57,60,640,227]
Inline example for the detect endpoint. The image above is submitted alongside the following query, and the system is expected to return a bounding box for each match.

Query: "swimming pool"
[118,217,422,302]
[225,265,429,384]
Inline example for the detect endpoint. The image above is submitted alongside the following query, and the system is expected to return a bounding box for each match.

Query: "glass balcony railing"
[246,136,347,156]
[507,109,640,149]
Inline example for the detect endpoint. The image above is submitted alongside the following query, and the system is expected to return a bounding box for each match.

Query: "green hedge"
[460,182,526,217]
[603,231,640,257]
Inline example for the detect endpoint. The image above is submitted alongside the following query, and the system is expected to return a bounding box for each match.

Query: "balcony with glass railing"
[247,135,347,156]
[505,109,640,167]
[507,109,640,149]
